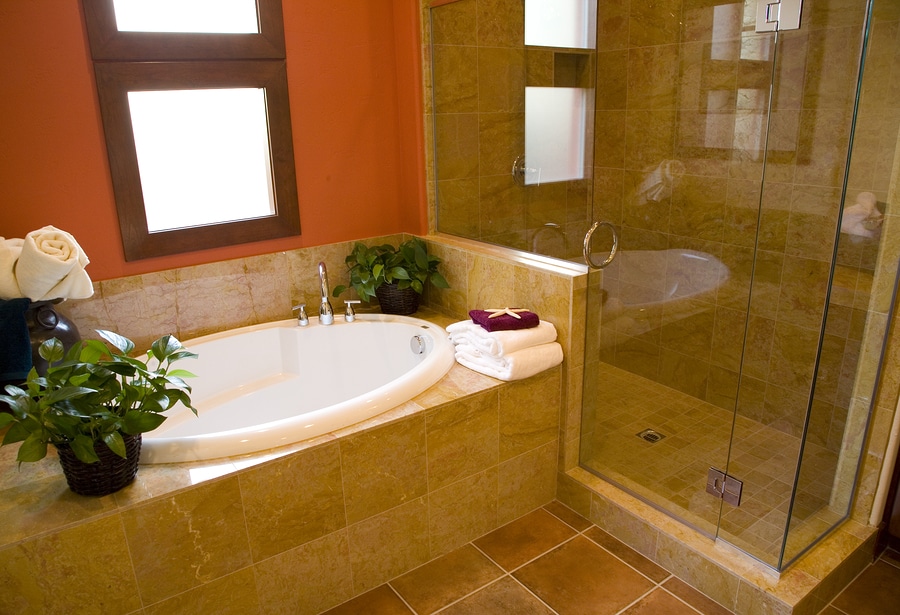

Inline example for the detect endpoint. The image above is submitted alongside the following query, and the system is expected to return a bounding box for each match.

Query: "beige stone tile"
[499,368,560,461]
[428,467,499,556]
[0,467,117,548]
[498,441,558,524]
[654,532,741,612]
[434,113,480,181]
[175,259,257,339]
[426,390,499,491]
[390,544,504,615]
[240,443,346,561]
[0,513,141,615]
[254,530,353,615]
[627,44,679,110]
[144,567,260,615]
[347,497,430,593]
[477,47,525,114]
[628,0,681,46]
[432,45,478,114]
[244,251,292,325]
[597,0,629,51]
[340,416,427,525]
[430,0,476,46]
[478,112,524,177]
[440,576,554,614]
[96,270,179,350]
[476,0,523,47]
[122,476,251,605]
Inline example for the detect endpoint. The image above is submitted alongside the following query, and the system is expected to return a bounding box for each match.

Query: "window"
[83,0,300,261]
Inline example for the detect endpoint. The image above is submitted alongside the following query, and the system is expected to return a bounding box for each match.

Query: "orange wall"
[0,1,426,281]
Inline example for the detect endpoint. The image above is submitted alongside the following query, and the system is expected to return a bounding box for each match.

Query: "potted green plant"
[0,330,197,496]
[332,237,449,315]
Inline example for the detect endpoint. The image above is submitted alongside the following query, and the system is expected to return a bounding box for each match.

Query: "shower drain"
[636,428,666,443]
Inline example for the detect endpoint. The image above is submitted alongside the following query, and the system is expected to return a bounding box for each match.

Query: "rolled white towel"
[446,319,558,357]
[15,226,94,301]
[0,238,24,300]
[454,341,563,382]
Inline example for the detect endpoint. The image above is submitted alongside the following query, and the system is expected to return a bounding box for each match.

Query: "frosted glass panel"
[128,88,276,232]
[525,0,596,49]
[524,87,589,185]
[113,0,259,34]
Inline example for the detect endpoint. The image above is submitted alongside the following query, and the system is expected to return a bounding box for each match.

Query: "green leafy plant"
[0,330,197,464]
[332,237,449,303]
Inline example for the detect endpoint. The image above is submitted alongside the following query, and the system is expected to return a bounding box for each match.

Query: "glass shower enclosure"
[430,0,900,570]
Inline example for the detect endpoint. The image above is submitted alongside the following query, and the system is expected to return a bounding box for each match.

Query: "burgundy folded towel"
[469,309,539,332]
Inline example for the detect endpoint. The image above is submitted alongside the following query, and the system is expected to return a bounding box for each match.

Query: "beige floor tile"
[474,507,577,571]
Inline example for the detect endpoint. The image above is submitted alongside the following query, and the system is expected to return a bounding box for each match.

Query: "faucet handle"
[344,300,361,322]
[292,304,309,327]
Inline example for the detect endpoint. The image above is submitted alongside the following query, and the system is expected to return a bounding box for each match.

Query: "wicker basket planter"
[56,433,142,496]
[375,283,420,315]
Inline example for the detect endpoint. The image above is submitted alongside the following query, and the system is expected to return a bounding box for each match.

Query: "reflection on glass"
[112,0,259,34]
[524,87,590,184]
[128,88,275,232]
[524,0,596,49]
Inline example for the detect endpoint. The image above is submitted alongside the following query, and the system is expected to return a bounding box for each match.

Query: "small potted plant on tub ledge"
[0,330,197,496]
[333,237,449,315]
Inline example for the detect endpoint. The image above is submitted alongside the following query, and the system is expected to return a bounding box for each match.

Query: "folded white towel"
[446,320,558,357]
[840,191,882,243]
[0,238,24,300]
[454,341,563,381]
[15,226,93,301]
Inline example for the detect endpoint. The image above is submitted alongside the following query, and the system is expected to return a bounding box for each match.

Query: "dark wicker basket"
[56,433,142,496]
[375,283,421,315]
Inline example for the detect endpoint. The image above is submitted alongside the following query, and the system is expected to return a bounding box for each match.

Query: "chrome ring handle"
[583,221,619,270]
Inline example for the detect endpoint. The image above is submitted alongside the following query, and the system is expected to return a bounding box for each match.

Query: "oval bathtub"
[141,314,455,464]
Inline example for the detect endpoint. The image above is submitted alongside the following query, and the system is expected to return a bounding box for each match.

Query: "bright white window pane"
[113,0,259,34]
[525,0,596,49]
[525,87,589,185]
[128,88,275,233]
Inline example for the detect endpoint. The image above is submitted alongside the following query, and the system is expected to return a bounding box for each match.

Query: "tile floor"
[581,363,841,565]
[319,501,900,615]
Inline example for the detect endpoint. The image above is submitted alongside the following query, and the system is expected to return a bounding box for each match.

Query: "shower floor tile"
[581,363,841,564]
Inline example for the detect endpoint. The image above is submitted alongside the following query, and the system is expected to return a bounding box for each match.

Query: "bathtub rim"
[140,313,456,464]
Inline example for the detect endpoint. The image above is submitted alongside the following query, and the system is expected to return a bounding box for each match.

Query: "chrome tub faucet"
[318,261,334,325]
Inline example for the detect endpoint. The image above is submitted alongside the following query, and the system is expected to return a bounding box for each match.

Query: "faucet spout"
[318,262,334,325]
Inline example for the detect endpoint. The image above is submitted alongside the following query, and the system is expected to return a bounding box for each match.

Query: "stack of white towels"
[446,313,563,381]
[0,225,93,301]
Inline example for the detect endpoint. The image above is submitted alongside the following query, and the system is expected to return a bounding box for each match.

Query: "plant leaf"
[97,329,134,355]
[17,434,48,462]
[122,411,166,434]
[102,431,127,459]
[38,338,65,364]
[430,270,450,289]
[71,434,100,463]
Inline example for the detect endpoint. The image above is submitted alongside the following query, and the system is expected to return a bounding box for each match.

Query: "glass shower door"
[580,0,782,539]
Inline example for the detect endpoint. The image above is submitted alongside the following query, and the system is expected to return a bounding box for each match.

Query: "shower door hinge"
[756,0,803,32]
[706,468,743,507]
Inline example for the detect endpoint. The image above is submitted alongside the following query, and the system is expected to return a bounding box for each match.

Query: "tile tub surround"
[0,360,562,614]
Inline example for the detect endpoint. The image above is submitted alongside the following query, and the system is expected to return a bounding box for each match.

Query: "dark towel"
[0,298,32,384]
[469,309,540,332]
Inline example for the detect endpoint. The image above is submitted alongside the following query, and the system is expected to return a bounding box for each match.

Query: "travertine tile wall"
[427,0,593,257]
[1,234,581,614]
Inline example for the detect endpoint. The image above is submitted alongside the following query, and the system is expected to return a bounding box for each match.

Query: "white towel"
[14,226,93,301]
[454,342,564,382]
[0,238,24,300]
[840,191,882,243]
[446,320,558,357]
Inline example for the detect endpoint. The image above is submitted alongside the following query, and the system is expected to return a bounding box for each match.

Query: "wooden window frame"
[83,0,300,261]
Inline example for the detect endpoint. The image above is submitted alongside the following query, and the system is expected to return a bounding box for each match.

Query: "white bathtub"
[141,314,455,464]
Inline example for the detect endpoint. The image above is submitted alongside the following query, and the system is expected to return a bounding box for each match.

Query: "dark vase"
[375,283,420,315]
[56,433,142,496]
[25,300,81,374]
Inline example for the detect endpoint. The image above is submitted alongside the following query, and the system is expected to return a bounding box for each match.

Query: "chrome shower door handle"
[583,221,619,270]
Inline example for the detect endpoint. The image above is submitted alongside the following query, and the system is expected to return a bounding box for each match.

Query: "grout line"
[385,582,419,615]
